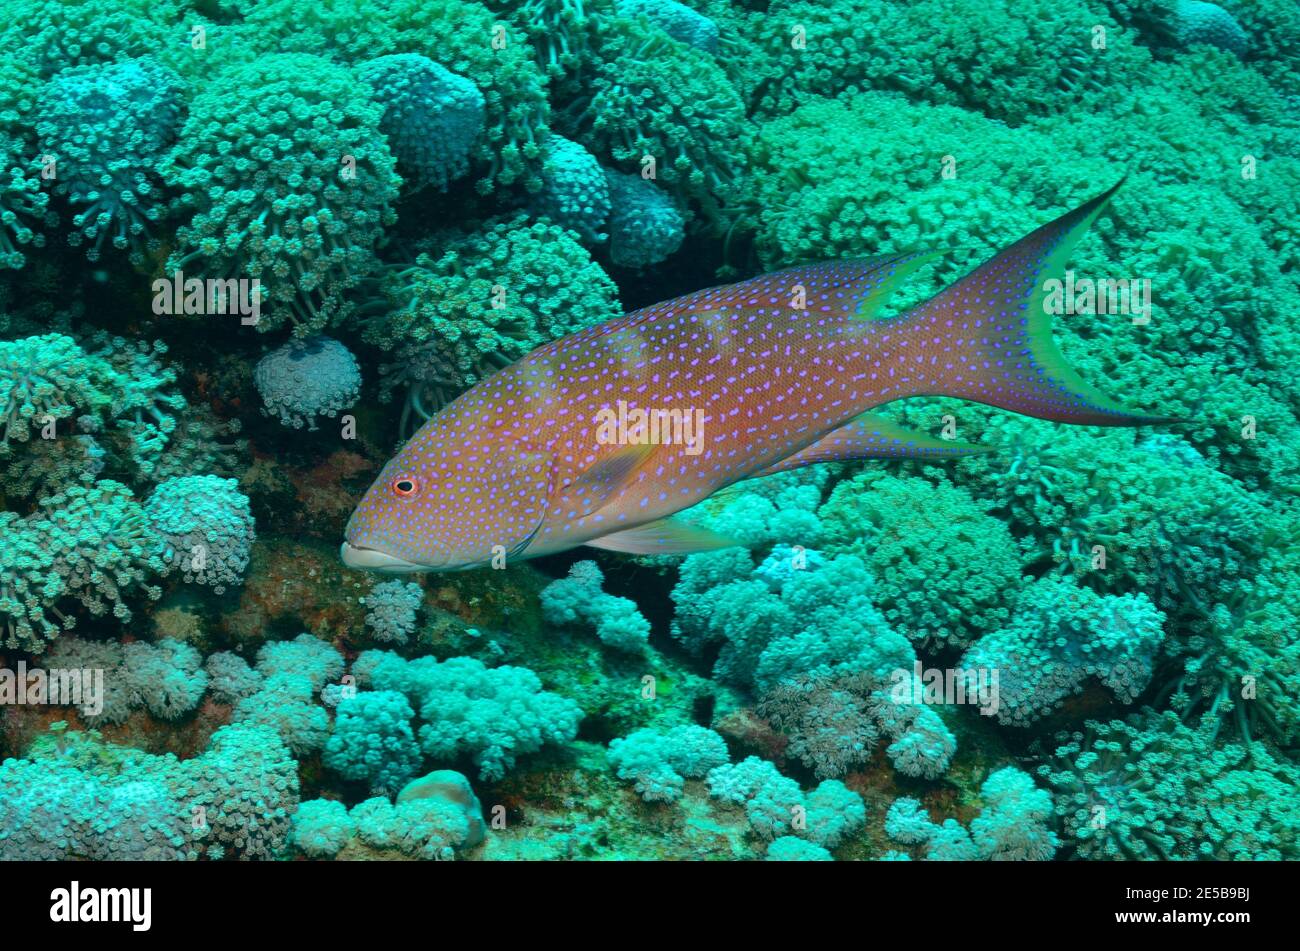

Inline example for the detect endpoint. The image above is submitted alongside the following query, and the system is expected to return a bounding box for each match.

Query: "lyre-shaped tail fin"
[896,180,1179,427]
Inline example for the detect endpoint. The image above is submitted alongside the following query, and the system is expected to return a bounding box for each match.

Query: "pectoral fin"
[586,518,742,555]
[751,412,990,478]
[555,444,656,519]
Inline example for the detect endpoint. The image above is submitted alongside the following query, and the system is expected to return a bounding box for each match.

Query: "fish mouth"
[339,542,430,574]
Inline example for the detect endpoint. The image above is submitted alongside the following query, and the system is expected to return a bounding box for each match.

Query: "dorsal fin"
[676,251,941,324]
[757,252,942,321]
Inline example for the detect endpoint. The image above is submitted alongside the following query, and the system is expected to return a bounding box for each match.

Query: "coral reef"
[0,0,1294,869]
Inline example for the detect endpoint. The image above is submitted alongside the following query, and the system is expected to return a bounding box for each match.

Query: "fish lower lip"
[339,542,427,573]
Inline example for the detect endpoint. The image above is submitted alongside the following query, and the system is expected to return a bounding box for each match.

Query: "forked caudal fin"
[893,179,1179,427]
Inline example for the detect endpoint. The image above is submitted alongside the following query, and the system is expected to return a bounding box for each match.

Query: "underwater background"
[0,0,1296,862]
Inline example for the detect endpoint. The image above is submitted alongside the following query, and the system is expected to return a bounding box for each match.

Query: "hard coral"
[163,53,399,334]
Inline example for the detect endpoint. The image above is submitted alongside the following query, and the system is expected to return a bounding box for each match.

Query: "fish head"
[342,427,553,573]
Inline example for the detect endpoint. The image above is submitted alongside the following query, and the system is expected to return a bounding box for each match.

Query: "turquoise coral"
[364,214,620,417]
[254,335,362,430]
[239,0,552,192]
[819,470,1026,648]
[0,0,1294,870]
[163,53,400,334]
[706,756,866,847]
[532,135,612,243]
[324,690,423,795]
[1174,1,1248,53]
[885,768,1058,861]
[568,18,748,221]
[290,798,355,858]
[1041,712,1299,860]
[356,54,485,193]
[961,577,1167,727]
[144,475,256,594]
[603,170,685,268]
[541,560,650,652]
[0,722,299,861]
[355,650,583,781]
[608,724,729,801]
[363,579,423,645]
[35,57,182,264]
[0,480,165,652]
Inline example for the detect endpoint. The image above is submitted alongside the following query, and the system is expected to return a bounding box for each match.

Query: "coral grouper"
[343,182,1174,573]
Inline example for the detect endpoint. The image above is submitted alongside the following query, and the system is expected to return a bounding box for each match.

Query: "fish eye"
[390,475,421,498]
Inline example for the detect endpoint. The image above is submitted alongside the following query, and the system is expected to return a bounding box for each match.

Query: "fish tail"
[895,179,1178,427]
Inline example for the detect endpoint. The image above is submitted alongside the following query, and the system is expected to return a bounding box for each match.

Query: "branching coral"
[349,795,471,860]
[767,836,832,861]
[355,650,583,781]
[254,633,345,691]
[674,465,829,549]
[226,635,344,754]
[306,770,490,859]
[541,560,650,651]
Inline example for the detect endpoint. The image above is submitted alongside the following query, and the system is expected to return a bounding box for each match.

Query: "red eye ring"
[390,475,420,498]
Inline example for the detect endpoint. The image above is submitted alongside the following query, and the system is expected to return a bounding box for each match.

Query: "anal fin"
[586,518,742,555]
[750,412,991,478]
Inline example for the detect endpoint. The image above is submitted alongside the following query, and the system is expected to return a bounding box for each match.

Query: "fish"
[342,180,1175,573]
